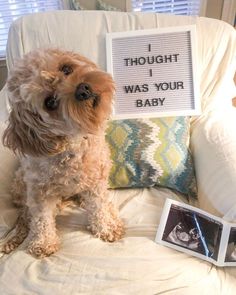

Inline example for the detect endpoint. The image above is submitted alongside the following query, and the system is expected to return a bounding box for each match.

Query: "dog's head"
[3,48,115,156]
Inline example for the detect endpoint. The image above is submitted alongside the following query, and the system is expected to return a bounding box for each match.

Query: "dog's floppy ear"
[2,105,67,157]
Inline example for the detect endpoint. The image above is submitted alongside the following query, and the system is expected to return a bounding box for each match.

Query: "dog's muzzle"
[75,83,94,101]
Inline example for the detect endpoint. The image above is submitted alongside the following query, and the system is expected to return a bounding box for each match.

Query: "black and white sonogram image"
[225,227,236,262]
[162,204,223,260]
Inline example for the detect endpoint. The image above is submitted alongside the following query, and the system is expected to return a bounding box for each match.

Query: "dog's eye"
[60,64,73,76]
[44,96,59,111]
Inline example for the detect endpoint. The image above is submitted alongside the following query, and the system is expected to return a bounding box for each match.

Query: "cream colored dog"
[2,48,124,258]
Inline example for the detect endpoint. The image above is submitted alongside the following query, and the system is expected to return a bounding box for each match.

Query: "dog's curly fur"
[2,48,125,258]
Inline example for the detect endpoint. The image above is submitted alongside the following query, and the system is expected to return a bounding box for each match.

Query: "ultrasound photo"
[162,204,223,261]
[225,227,236,262]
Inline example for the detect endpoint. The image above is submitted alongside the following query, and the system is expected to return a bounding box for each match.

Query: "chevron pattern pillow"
[106,117,197,198]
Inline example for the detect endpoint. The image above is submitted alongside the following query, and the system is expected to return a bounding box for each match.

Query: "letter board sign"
[106,26,200,119]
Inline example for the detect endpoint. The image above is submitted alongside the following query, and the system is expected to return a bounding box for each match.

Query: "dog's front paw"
[90,218,125,242]
[2,229,28,254]
[1,211,29,254]
[2,238,21,254]
[28,240,59,258]
[100,220,125,242]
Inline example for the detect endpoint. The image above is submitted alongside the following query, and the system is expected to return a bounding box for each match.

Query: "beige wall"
[205,0,224,19]
[0,0,231,90]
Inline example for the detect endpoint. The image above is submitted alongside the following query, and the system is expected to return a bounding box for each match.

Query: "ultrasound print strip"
[162,204,223,261]
[225,227,236,263]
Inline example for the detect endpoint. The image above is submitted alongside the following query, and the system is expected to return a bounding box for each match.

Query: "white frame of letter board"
[106,25,201,120]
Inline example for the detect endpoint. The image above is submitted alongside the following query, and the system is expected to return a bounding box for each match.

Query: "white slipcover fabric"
[0,11,236,294]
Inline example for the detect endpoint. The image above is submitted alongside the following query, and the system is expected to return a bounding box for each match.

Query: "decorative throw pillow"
[96,0,121,11]
[106,117,197,198]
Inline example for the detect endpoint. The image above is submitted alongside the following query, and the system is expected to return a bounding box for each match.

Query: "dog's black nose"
[75,83,92,101]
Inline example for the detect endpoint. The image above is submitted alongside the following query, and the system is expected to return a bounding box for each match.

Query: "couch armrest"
[0,122,18,196]
[191,107,236,221]
[0,85,10,122]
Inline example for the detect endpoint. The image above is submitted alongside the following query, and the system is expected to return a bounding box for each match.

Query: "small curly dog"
[2,48,124,258]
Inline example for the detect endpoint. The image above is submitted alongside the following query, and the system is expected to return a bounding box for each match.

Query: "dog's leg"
[26,192,60,258]
[82,187,125,242]
[11,166,27,208]
[2,207,29,254]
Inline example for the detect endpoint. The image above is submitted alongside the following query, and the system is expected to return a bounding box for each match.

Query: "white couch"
[0,11,236,294]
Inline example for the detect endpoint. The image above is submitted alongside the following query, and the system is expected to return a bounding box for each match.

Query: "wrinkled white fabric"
[191,108,236,219]
[0,10,236,294]
[1,181,235,295]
